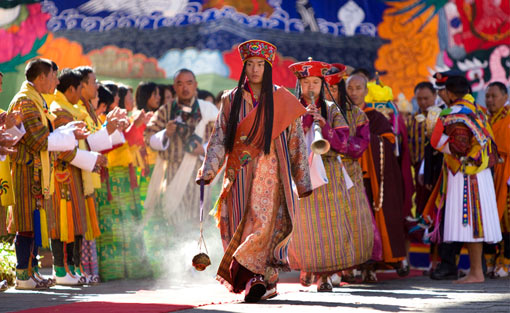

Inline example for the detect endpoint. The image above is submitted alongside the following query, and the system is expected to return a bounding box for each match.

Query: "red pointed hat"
[289,57,332,79]
[238,39,277,65]
[324,63,348,86]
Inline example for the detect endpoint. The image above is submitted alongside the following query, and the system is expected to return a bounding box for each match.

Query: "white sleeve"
[0,155,5,161]
[47,129,77,152]
[70,149,99,172]
[198,99,219,123]
[87,128,113,152]
[109,129,125,146]
[434,134,451,155]
[419,159,425,176]
[5,124,26,145]
[149,129,169,151]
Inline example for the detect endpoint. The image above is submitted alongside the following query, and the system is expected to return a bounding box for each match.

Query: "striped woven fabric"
[10,98,53,232]
[289,102,373,273]
[50,103,87,241]
[96,166,152,281]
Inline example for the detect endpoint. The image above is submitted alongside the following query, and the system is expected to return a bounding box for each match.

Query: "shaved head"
[346,75,368,107]
[346,74,368,88]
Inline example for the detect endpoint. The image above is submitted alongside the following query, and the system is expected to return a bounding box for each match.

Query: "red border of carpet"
[14,302,194,313]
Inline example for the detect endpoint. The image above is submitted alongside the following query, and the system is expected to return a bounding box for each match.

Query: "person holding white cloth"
[143,69,218,276]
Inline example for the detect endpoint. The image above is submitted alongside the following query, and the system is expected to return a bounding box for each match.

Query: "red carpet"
[14,302,193,313]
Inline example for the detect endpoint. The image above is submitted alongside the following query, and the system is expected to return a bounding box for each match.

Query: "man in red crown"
[196,40,311,302]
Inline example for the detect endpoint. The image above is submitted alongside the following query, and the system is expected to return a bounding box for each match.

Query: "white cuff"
[48,129,78,152]
[109,129,125,146]
[507,176,510,186]
[0,155,5,161]
[5,124,25,145]
[87,128,112,152]
[70,149,99,172]
[149,129,169,151]
[419,159,425,176]
[436,134,451,155]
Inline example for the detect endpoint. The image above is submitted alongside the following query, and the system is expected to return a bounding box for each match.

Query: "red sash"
[220,87,306,196]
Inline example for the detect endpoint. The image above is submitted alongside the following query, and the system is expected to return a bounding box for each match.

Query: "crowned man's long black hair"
[224,61,274,155]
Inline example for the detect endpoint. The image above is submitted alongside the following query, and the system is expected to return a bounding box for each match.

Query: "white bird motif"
[79,0,189,17]
[338,0,364,36]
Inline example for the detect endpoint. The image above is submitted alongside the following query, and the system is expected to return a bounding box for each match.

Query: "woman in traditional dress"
[287,60,373,291]
[95,82,153,281]
[324,64,376,284]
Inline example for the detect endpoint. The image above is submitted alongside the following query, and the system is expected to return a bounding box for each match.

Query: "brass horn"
[309,91,330,155]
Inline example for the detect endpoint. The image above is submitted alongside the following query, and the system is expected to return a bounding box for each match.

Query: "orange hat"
[238,39,277,65]
[324,63,348,85]
[289,57,332,79]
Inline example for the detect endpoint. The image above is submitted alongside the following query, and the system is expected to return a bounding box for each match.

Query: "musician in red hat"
[196,39,311,302]
[323,63,375,285]
[286,59,374,292]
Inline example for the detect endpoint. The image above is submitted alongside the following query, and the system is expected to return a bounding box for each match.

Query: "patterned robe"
[49,96,88,240]
[342,106,375,262]
[289,102,373,273]
[9,94,54,233]
[143,99,204,223]
[73,98,104,277]
[142,98,217,277]
[197,87,311,292]
[408,112,429,215]
[429,98,501,243]
[361,107,407,263]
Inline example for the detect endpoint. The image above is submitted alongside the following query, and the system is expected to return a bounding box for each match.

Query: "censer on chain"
[192,181,211,271]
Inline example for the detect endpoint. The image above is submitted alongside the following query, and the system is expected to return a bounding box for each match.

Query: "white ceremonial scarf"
[304,126,353,192]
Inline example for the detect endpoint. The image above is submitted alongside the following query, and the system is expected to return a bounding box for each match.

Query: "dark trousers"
[437,241,463,272]
[504,233,510,259]
[15,232,38,270]
[485,233,510,259]
[51,235,83,267]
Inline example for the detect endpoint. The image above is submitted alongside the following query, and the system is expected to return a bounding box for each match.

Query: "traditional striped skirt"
[289,157,367,273]
[12,163,53,233]
[342,158,374,264]
[96,166,152,281]
[81,238,99,276]
[444,169,502,243]
[50,166,88,240]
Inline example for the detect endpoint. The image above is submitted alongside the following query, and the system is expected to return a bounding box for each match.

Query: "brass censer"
[192,181,211,271]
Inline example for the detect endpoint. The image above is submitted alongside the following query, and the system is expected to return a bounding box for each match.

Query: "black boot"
[430,242,462,280]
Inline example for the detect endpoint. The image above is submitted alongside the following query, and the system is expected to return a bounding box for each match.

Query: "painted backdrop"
[0,0,508,109]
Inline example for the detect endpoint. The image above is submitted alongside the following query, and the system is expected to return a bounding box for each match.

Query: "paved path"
[1,271,509,313]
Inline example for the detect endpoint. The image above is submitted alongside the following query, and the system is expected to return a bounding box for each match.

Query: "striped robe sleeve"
[18,99,49,154]
[52,108,78,163]
[144,103,169,147]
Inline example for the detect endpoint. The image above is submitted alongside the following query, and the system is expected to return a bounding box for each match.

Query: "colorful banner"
[0,1,506,109]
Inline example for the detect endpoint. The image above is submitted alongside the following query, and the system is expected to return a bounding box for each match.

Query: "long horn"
[309,91,330,155]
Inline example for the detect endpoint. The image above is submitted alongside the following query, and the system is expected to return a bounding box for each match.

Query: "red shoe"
[244,275,266,303]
